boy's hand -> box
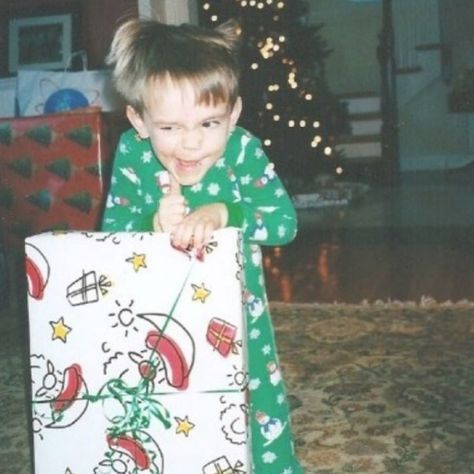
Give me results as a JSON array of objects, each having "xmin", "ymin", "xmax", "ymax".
[
  {"xmin": 172, "ymin": 203, "xmax": 228, "ymax": 250},
  {"xmin": 153, "ymin": 174, "xmax": 187, "ymax": 232}
]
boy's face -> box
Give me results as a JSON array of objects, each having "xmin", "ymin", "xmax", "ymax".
[{"xmin": 127, "ymin": 79, "xmax": 242, "ymax": 186}]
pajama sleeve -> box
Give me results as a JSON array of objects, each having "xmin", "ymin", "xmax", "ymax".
[
  {"xmin": 230, "ymin": 133, "xmax": 298, "ymax": 246},
  {"xmin": 101, "ymin": 131, "xmax": 157, "ymax": 232}
]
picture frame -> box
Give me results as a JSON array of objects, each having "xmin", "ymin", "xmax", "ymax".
[{"xmin": 8, "ymin": 14, "xmax": 73, "ymax": 73}]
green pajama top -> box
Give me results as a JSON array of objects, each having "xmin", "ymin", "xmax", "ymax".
[{"xmin": 102, "ymin": 126, "xmax": 303, "ymax": 473}]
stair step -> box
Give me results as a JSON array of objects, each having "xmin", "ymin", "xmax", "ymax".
[
  {"xmin": 415, "ymin": 42, "xmax": 443, "ymax": 51},
  {"xmin": 350, "ymin": 118, "xmax": 382, "ymax": 136},
  {"xmin": 341, "ymin": 96, "xmax": 381, "ymax": 115},
  {"xmin": 336, "ymin": 141, "xmax": 382, "ymax": 159},
  {"xmin": 349, "ymin": 112, "xmax": 382, "ymax": 121},
  {"xmin": 341, "ymin": 156, "xmax": 383, "ymax": 165},
  {"xmin": 338, "ymin": 91, "xmax": 379, "ymax": 99},
  {"xmin": 336, "ymin": 133, "xmax": 381, "ymax": 144},
  {"xmin": 396, "ymin": 65, "xmax": 423, "ymax": 75}
]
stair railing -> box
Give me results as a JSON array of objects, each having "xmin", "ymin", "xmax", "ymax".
[{"xmin": 378, "ymin": 0, "xmax": 400, "ymax": 183}]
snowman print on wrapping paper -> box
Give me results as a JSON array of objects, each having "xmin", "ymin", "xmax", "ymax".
[
  {"xmin": 30, "ymin": 354, "xmax": 89, "ymax": 438},
  {"xmin": 219, "ymin": 397, "xmax": 248, "ymax": 446}
]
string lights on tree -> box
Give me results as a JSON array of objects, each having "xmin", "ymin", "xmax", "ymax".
[{"xmin": 199, "ymin": 0, "xmax": 348, "ymax": 189}]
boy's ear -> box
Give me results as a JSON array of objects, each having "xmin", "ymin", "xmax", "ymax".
[
  {"xmin": 126, "ymin": 105, "xmax": 150, "ymax": 139},
  {"xmin": 230, "ymin": 97, "xmax": 242, "ymax": 127}
]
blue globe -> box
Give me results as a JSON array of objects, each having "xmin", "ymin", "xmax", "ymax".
[{"xmin": 44, "ymin": 88, "xmax": 90, "ymax": 114}]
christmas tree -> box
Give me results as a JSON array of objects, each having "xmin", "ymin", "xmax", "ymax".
[{"xmin": 199, "ymin": 0, "xmax": 348, "ymax": 190}]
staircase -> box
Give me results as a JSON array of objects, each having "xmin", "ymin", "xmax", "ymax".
[
  {"xmin": 390, "ymin": 0, "xmax": 471, "ymax": 171},
  {"xmin": 335, "ymin": 93, "xmax": 384, "ymax": 180},
  {"xmin": 336, "ymin": 0, "xmax": 449, "ymax": 177}
]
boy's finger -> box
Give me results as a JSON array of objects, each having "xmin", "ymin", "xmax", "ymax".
[
  {"xmin": 156, "ymin": 170, "xmax": 171, "ymax": 194},
  {"xmin": 172, "ymin": 222, "xmax": 193, "ymax": 250},
  {"xmin": 168, "ymin": 173, "xmax": 182, "ymax": 196}
]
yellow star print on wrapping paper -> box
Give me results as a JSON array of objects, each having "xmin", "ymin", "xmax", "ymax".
[
  {"xmin": 126, "ymin": 252, "xmax": 147, "ymax": 272},
  {"xmin": 191, "ymin": 283, "xmax": 211, "ymax": 303},
  {"xmin": 175, "ymin": 415, "xmax": 195, "ymax": 437},
  {"xmin": 50, "ymin": 317, "xmax": 72, "ymax": 343}
]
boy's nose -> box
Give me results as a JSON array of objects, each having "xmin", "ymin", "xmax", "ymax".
[{"xmin": 182, "ymin": 128, "xmax": 203, "ymax": 150}]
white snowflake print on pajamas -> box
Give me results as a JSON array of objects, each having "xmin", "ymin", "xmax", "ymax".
[
  {"xmin": 278, "ymin": 225, "xmax": 287, "ymax": 238},
  {"xmin": 207, "ymin": 183, "xmax": 220, "ymax": 195},
  {"xmin": 248, "ymin": 378, "xmax": 262, "ymax": 391},
  {"xmin": 215, "ymin": 157, "xmax": 226, "ymax": 168},
  {"xmin": 249, "ymin": 328, "xmax": 261, "ymax": 340},
  {"xmin": 190, "ymin": 183, "xmax": 203, "ymax": 193},
  {"xmin": 262, "ymin": 451, "xmax": 278, "ymax": 464},
  {"xmin": 241, "ymin": 174, "xmax": 252, "ymax": 185},
  {"xmin": 141, "ymin": 150, "xmax": 153, "ymax": 163},
  {"xmin": 144, "ymin": 194, "xmax": 153, "ymax": 204},
  {"xmin": 119, "ymin": 142, "xmax": 130, "ymax": 154}
]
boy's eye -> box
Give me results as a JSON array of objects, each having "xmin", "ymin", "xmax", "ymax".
[{"xmin": 202, "ymin": 120, "xmax": 220, "ymax": 128}]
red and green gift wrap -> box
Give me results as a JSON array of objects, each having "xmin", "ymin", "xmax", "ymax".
[{"xmin": 0, "ymin": 110, "xmax": 113, "ymax": 247}]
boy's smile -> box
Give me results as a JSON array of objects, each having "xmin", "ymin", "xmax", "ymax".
[{"xmin": 127, "ymin": 78, "xmax": 242, "ymax": 186}]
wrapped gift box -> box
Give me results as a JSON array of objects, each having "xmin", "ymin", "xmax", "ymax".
[
  {"xmin": 0, "ymin": 109, "xmax": 112, "ymax": 248},
  {"xmin": 25, "ymin": 228, "xmax": 249, "ymax": 473}
]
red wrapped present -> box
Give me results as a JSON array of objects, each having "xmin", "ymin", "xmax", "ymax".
[
  {"xmin": 0, "ymin": 109, "xmax": 114, "ymax": 248},
  {"xmin": 206, "ymin": 317, "xmax": 237, "ymax": 357}
]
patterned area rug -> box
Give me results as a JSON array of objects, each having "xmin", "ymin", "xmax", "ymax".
[
  {"xmin": 272, "ymin": 301, "xmax": 474, "ymax": 474},
  {"xmin": 1, "ymin": 301, "xmax": 474, "ymax": 473}
]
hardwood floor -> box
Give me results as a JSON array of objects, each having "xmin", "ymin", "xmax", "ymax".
[
  {"xmin": 263, "ymin": 178, "xmax": 474, "ymax": 303},
  {"xmin": 2, "ymin": 174, "xmax": 474, "ymax": 307},
  {"xmin": 263, "ymin": 227, "xmax": 474, "ymax": 303}
]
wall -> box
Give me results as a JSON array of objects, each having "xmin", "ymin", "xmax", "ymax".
[
  {"xmin": 0, "ymin": 0, "xmax": 138, "ymax": 76},
  {"xmin": 395, "ymin": 0, "xmax": 474, "ymax": 170},
  {"xmin": 307, "ymin": 0, "xmax": 382, "ymax": 95},
  {"xmin": 439, "ymin": 0, "xmax": 474, "ymax": 74}
]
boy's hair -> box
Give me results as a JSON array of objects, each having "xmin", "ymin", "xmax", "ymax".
[{"xmin": 106, "ymin": 19, "xmax": 241, "ymax": 115}]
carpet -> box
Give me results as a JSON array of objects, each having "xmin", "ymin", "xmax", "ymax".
[
  {"xmin": 1, "ymin": 300, "xmax": 474, "ymax": 473},
  {"xmin": 272, "ymin": 300, "xmax": 474, "ymax": 474}
]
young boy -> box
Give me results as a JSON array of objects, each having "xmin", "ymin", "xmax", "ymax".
[{"xmin": 103, "ymin": 18, "xmax": 303, "ymax": 472}]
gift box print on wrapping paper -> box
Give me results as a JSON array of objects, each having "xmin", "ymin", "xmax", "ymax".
[
  {"xmin": 25, "ymin": 228, "xmax": 249, "ymax": 473},
  {"xmin": 0, "ymin": 110, "xmax": 110, "ymax": 247}
]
